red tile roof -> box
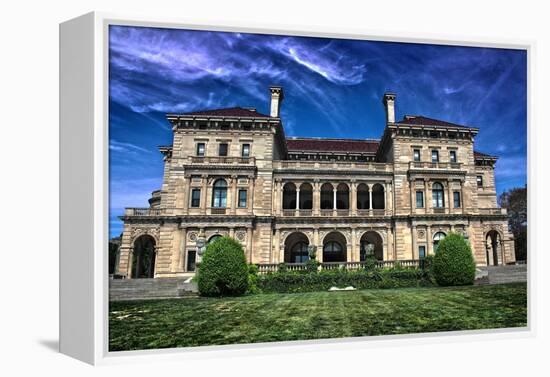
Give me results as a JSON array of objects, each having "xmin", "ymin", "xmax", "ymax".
[
  {"xmin": 398, "ymin": 115, "xmax": 470, "ymax": 129},
  {"xmin": 182, "ymin": 107, "xmax": 271, "ymax": 118},
  {"xmin": 474, "ymin": 151, "xmax": 497, "ymax": 159},
  {"xmin": 286, "ymin": 138, "xmax": 380, "ymax": 154}
]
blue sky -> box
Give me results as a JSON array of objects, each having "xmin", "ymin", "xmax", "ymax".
[{"xmin": 109, "ymin": 25, "xmax": 527, "ymax": 238}]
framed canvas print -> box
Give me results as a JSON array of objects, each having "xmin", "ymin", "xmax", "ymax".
[{"xmin": 60, "ymin": 12, "xmax": 531, "ymax": 365}]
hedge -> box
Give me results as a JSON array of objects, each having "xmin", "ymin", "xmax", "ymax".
[{"xmin": 255, "ymin": 268, "xmax": 432, "ymax": 294}]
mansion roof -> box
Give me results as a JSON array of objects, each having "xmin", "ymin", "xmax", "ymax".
[
  {"xmin": 396, "ymin": 115, "xmax": 471, "ymax": 129},
  {"xmin": 180, "ymin": 106, "xmax": 272, "ymax": 118},
  {"xmin": 286, "ymin": 138, "xmax": 379, "ymax": 154}
]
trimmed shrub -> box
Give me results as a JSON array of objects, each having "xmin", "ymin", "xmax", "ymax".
[
  {"xmin": 247, "ymin": 264, "xmax": 260, "ymax": 294},
  {"xmin": 432, "ymin": 233, "xmax": 476, "ymax": 286},
  {"xmin": 363, "ymin": 256, "xmax": 377, "ymax": 271},
  {"xmin": 196, "ymin": 236, "xmax": 248, "ymax": 296},
  {"xmin": 305, "ymin": 259, "xmax": 320, "ymax": 273},
  {"xmin": 256, "ymin": 268, "xmax": 432, "ymax": 293}
]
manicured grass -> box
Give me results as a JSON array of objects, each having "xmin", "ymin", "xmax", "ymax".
[{"xmin": 109, "ymin": 283, "xmax": 527, "ymax": 351}]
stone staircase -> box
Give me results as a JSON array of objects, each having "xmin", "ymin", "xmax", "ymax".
[
  {"xmin": 109, "ymin": 277, "xmax": 198, "ymax": 301},
  {"xmin": 475, "ymin": 265, "xmax": 527, "ymax": 285}
]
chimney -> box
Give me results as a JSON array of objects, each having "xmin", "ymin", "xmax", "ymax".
[
  {"xmin": 269, "ymin": 86, "xmax": 284, "ymax": 117},
  {"xmin": 382, "ymin": 92, "xmax": 396, "ymax": 124}
]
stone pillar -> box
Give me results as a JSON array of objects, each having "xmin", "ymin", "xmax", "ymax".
[
  {"xmin": 368, "ymin": 186, "xmax": 373, "ymax": 215},
  {"xmin": 178, "ymin": 228, "xmax": 187, "ymax": 272},
  {"xmin": 230, "ymin": 175, "xmax": 238, "ymax": 214},
  {"xmin": 411, "ymin": 225, "xmax": 417, "ymax": 260},
  {"xmin": 248, "ymin": 175, "xmax": 255, "ymax": 215},
  {"xmin": 333, "ymin": 187, "xmax": 337, "ymax": 210},
  {"xmin": 246, "ymin": 227, "xmax": 253, "ymax": 263},
  {"xmin": 201, "ymin": 174, "xmax": 208, "ymax": 215},
  {"xmin": 314, "ymin": 228, "xmax": 322, "ymax": 262},
  {"xmin": 460, "ymin": 179, "xmax": 465, "ymax": 215},
  {"xmin": 426, "ymin": 225, "xmax": 432, "ymax": 255},
  {"xmin": 351, "ymin": 181, "xmax": 357, "ymax": 216},
  {"xmin": 424, "ymin": 179, "xmax": 430, "ymax": 214},
  {"xmin": 313, "ymin": 180, "xmax": 320, "ymax": 216},
  {"xmin": 275, "ymin": 179, "xmax": 282, "ymax": 215},
  {"xmin": 409, "ymin": 179, "xmax": 414, "ymax": 214},
  {"xmin": 351, "ymin": 228, "xmax": 357, "ymax": 262},
  {"xmin": 447, "ymin": 180, "xmax": 453, "ymax": 214},
  {"xmin": 273, "ymin": 229, "xmax": 280, "ymax": 263},
  {"xmin": 296, "ymin": 187, "xmax": 300, "ymax": 210},
  {"xmin": 183, "ymin": 174, "xmax": 191, "ymax": 215}
]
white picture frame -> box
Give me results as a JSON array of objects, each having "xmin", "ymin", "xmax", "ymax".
[{"xmin": 59, "ymin": 11, "xmax": 534, "ymax": 365}]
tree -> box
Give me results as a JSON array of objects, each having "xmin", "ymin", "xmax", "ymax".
[
  {"xmin": 499, "ymin": 186, "xmax": 527, "ymax": 261},
  {"xmin": 432, "ymin": 233, "xmax": 476, "ymax": 286}
]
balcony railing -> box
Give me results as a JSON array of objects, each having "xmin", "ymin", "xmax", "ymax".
[
  {"xmin": 478, "ymin": 208, "xmax": 507, "ymax": 215},
  {"xmin": 188, "ymin": 156, "xmax": 256, "ymax": 165},
  {"xmin": 409, "ymin": 161, "xmax": 462, "ymax": 170},
  {"xmin": 274, "ymin": 160, "xmax": 392, "ymax": 172},
  {"xmin": 256, "ymin": 260, "xmax": 423, "ymax": 274},
  {"xmin": 124, "ymin": 208, "xmax": 165, "ymax": 216},
  {"xmin": 281, "ymin": 208, "xmax": 391, "ymax": 217}
]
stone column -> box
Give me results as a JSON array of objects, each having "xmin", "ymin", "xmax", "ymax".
[
  {"xmin": 409, "ymin": 178, "xmax": 415, "ymax": 214},
  {"xmin": 426, "ymin": 225, "xmax": 432, "ymax": 255},
  {"xmin": 411, "ymin": 225, "xmax": 417, "ymax": 260},
  {"xmin": 333, "ymin": 187, "xmax": 337, "ymax": 210},
  {"xmin": 230, "ymin": 175, "xmax": 238, "ymax": 214},
  {"xmin": 313, "ymin": 180, "xmax": 320, "ymax": 216},
  {"xmin": 368, "ymin": 186, "xmax": 373, "ymax": 215},
  {"xmin": 460, "ymin": 179, "xmax": 465, "ymax": 215},
  {"xmin": 447, "ymin": 180, "xmax": 453, "ymax": 214},
  {"xmin": 273, "ymin": 229, "xmax": 280, "ymax": 263},
  {"xmin": 351, "ymin": 181, "xmax": 357, "ymax": 216},
  {"xmin": 351, "ymin": 228, "xmax": 357, "ymax": 261},
  {"xmin": 247, "ymin": 227, "xmax": 253, "ymax": 263},
  {"xmin": 248, "ymin": 175, "xmax": 255, "ymax": 215},
  {"xmin": 201, "ymin": 174, "xmax": 208, "ymax": 215},
  {"xmin": 314, "ymin": 228, "xmax": 322, "ymax": 262},
  {"xmin": 296, "ymin": 187, "xmax": 300, "ymax": 210},
  {"xmin": 275, "ymin": 179, "xmax": 282, "ymax": 216},
  {"xmin": 178, "ymin": 228, "xmax": 187, "ymax": 272},
  {"xmin": 183, "ymin": 174, "xmax": 191, "ymax": 215},
  {"xmin": 424, "ymin": 179, "xmax": 430, "ymax": 214}
]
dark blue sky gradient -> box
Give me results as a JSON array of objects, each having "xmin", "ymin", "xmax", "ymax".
[{"xmin": 109, "ymin": 25, "xmax": 527, "ymax": 238}]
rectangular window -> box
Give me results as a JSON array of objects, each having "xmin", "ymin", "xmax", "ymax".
[
  {"xmin": 450, "ymin": 150, "xmax": 457, "ymax": 163},
  {"xmin": 241, "ymin": 144, "xmax": 250, "ymax": 158},
  {"xmin": 418, "ymin": 245, "xmax": 426, "ymax": 259},
  {"xmin": 453, "ymin": 191, "xmax": 461, "ymax": 208},
  {"xmin": 477, "ymin": 175, "xmax": 483, "ymax": 187},
  {"xmin": 186, "ymin": 250, "xmax": 196, "ymax": 272},
  {"xmin": 238, "ymin": 189, "xmax": 247, "ymax": 208},
  {"xmin": 413, "ymin": 149, "xmax": 421, "ymax": 162},
  {"xmin": 190, "ymin": 189, "xmax": 201, "ymax": 207},
  {"xmin": 416, "ymin": 191, "xmax": 424, "ymax": 208},
  {"xmin": 196, "ymin": 143, "xmax": 205, "ymax": 157},
  {"xmin": 431, "ymin": 150, "xmax": 439, "ymax": 163},
  {"xmin": 218, "ymin": 143, "xmax": 228, "ymax": 156}
]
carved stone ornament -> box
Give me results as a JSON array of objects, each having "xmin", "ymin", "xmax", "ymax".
[
  {"xmin": 188, "ymin": 231, "xmax": 198, "ymax": 242},
  {"xmin": 235, "ymin": 230, "xmax": 246, "ymax": 242}
]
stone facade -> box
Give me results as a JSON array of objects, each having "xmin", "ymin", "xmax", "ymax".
[{"xmin": 117, "ymin": 86, "xmax": 514, "ymax": 278}]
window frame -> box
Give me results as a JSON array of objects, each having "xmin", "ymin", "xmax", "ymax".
[
  {"xmin": 218, "ymin": 143, "xmax": 228, "ymax": 157},
  {"xmin": 418, "ymin": 245, "xmax": 426, "ymax": 259},
  {"xmin": 186, "ymin": 250, "xmax": 197, "ymax": 272},
  {"xmin": 453, "ymin": 191, "xmax": 461, "ymax": 208},
  {"xmin": 416, "ymin": 190, "xmax": 424, "ymax": 208},
  {"xmin": 241, "ymin": 143, "xmax": 250, "ymax": 158},
  {"xmin": 432, "ymin": 182, "xmax": 445, "ymax": 208},
  {"xmin": 413, "ymin": 149, "xmax": 421, "ymax": 162},
  {"xmin": 449, "ymin": 150, "xmax": 457, "ymax": 163},
  {"xmin": 477, "ymin": 175, "xmax": 483, "ymax": 187},
  {"xmin": 238, "ymin": 189, "xmax": 247, "ymax": 208},
  {"xmin": 211, "ymin": 179, "xmax": 228, "ymax": 208},
  {"xmin": 431, "ymin": 149, "xmax": 439, "ymax": 163},
  {"xmin": 196, "ymin": 142, "xmax": 205, "ymax": 157},
  {"xmin": 190, "ymin": 188, "xmax": 201, "ymax": 208}
]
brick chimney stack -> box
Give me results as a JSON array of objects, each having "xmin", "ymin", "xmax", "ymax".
[
  {"xmin": 269, "ymin": 86, "xmax": 284, "ymax": 118},
  {"xmin": 383, "ymin": 92, "xmax": 396, "ymax": 124}
]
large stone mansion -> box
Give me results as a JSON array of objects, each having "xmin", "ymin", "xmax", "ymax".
[{"xmin": 116, "ymin": 86, "xmax": 514, "ymax": 278}]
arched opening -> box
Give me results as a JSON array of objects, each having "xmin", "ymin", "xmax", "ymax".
[
  {"xmin": 432, "ymin": 182, "xmax": 445, "ymax": 208},
  {"xmin": 372, "ymin": 183, "xmax": 385, "ymax": 209},
  {"xmin": 433, "ymin": 231, "xmax": 446, "ymax": 253},
  {"xmin": 212, "ymin": 179, "xmax": 228, "ymax": 208},
  {"xmin": 299, "ymin": 183, "xmax": 313, "ymax": 209},
  {"xmin": 486, "ymin": 230, "xmax": 501, "ymax": 266},
  {"xmin": 282, "ymin": 183, "xmax": 296, "ymax": 210},
  {"xmin": 131, "ymin": 234, "xmax": 156, "ymax": 279},
  {"xmin": 357, "ymin": 183, "xmax": 369, "ymax": 210},
  {"xmin": 336, "ymin": 183, "xmax": 350, "ymax": 209},
  {"xmin": 208, "ymin": 234, "xmax": 222, "ymax": 244},
  {"xmin": 323, "ymin": 232, "xmax": 347, "ymax": 262},
  {"xmin": 320, "ymin": 183, "xmax": 334, "ymax": 209},
  {"xmin": 360, "ymin": 231, "xmax": 384, "ymax": 261},
  {"xmin": 284, "ymin": 232, "xmax": 310, "ymax": 263}
]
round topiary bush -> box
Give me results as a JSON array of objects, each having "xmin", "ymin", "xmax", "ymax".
[
  {"xmin": 196, "ymin": 236, "xmax": 249, "ymax": 296},
  {"xmin": 432, "ymin": 233, "xmax": 476, "ymax": 286}
]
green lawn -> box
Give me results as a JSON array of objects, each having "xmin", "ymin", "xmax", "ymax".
[{"xmin": 109, "ymin": 282, "xmax": 527, "ymax": 351}]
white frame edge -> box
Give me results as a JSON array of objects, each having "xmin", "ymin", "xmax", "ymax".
[{"xmin": 59, "ymin": 11, "xmax": 535, "ymax": 365}]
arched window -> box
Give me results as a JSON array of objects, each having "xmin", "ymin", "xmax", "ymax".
[
  {"xmin": 432, "ymin": 182, "xmax": 444, "ymax": 208},
  {"xmin": 336, "ymin": 183, "xmax": 349, "ymax": 209},
  {"xmin": 433, "ymin": 232, "xmax": 446, "ymax": 252},
  {"xmin": 320, "ymin": 183, "xmax": 334, "ymax": 209},
  {"xmin": 208, "ymin": 234, "xmax": 222, "ymax": 244},
  {"xmin": 323, "ymin": 241, "xmax": 344, "ymax": 262},
  {"xmin": 357, "ymin": 183, "xmax": 369, "ymax": 209},
  {"xmin": 212, "ymin": 179, "xmax": 228, "ymax": 208},
  {"xmin": 372, "ymin": 183, "xmax": 385, "ymax": 209},
  {"xmin": 299, "ymin": 183, "xmax": 313, "ymax": 209},
  {"xmin": 290, "ymin": 241, "xmax": 309, "ymax": 263},
  {"xmin": 282, "ymin": 183, "xmax": 296, "ymax": 209}
]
